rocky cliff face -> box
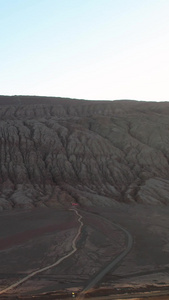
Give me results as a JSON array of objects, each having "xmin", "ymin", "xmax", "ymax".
[{"xmin": 0, "ymin": 95, "xmax": 169, "ymax": 210}]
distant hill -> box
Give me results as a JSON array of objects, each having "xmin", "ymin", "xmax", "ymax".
[{"xmin": 0, "ymin": 95, "xmax": 169, "ymax": 210}]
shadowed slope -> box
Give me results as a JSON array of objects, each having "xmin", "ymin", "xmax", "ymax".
[{"xmin": 0, "ymin": 96, "xmax": 169, "ymax": 209}]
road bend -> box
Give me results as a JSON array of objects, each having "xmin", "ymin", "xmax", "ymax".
[
  {"xmin": 0, "ymin": 208, "xmax": 83, "ymax": 295},
  {"xmin": 77, "ymin": 211, "xmax": 133, "ymax": 299}
]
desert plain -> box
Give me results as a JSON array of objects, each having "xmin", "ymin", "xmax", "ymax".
[{"xmin": 0, "ymin": 203, "xmax": 169, "ymax": 299}]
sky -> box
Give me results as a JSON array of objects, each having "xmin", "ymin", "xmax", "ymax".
[{"xmin": 0, "ymin": 0, "xmax": 169, "ymax": 101}]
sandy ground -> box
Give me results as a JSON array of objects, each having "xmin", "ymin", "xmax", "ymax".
[{"xmin": 0, "ymin": 204, "xmax": 169, "ymax": 298}]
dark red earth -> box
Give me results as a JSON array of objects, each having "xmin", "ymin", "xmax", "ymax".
[{"xmin": 0, "ymin": 220, "xmax": 77, "ymax": 251}]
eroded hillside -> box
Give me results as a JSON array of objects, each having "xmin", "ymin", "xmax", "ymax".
[{"xmin": 0, "ymin": 96, "xmax": 169, "ymax": 210}]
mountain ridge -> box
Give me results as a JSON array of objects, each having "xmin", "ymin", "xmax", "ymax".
[{"xmin": 0, "ymin": 95, "xmax": 169, "ymax": 210}]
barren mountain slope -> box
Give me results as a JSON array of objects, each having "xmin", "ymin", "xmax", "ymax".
[{"xmin": 0, "ymin": 96, "xmax": 169, "ymax": 210}]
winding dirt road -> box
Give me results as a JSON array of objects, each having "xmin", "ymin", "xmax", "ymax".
[
  {"xmin": 0, "ymin": 208, "xmax": 83, "ymax": 295},
  {"xmin": 77, "ymin": 210, "xmax": 133, "ymax": 299}
]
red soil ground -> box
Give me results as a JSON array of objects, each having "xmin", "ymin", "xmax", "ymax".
[
  {"xmin": 81, "ymin": 210, "xmax": 125, "ymax": 242},
  {"xmin": 0, "ymin": 220, "xmax": 77, "ymax": 251}
]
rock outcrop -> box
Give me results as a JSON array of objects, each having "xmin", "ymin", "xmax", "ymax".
[{"xmin": 0, "ymin": 95, "xmax": 169, "ymax": 209}]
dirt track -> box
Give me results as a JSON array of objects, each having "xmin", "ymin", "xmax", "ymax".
[
  {"xmin": 0, "ymin": 209, "xmax": 83, "ymax": 295},
  {"xmin": 0, "ymin": 205, "xmax": 169, "ymax": 298}
]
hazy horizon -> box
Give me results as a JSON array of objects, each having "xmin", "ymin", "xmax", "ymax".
[{"xmin": 1, "ymin": 0, "xmax": 169, "ymax": 102}]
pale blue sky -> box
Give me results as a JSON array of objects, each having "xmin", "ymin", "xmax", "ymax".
[{"xmin": 0, "ymin": 0, "xmax": 169, "ymax": 101}]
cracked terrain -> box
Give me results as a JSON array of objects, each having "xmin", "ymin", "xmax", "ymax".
[
  {"xmin": 1, "ymin": 96, "xmax": 169, "ymax": 209},
  {"xmin": 1, "ymin": 96, "xmax": 169, "ymax": 298}
]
